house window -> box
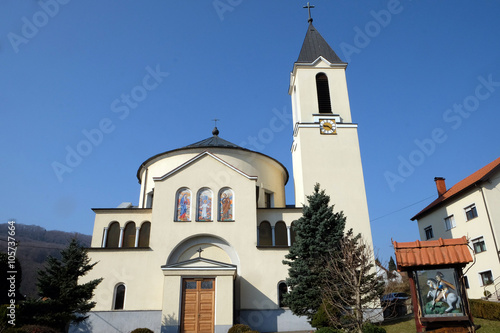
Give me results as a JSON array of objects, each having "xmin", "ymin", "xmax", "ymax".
[
  {"xmin": 197, "ymin": 188, "xmax": 213, "ymax": 221},
  {"xmin": 122, "ymin": 221, "xmax": 136, "ymax": 248},
  {"xmin": 480, "ymin": 270, "xmax": 493, "ymax": 286},
  {"xmin": 113, "ymin": 284, "xmax": 126, "ymax": 310},
  {"xmin": 106, "ymin": 222, "xmax": 120, "ymax": 248},
  {"xmin": 138, "ymin": 222, "xmax": 151, "ymax": 247},
  {"xmin": 444, "ymin": 215, "xmax": 456, "ymax": 231},
  {"xmin": 176, "ymin": 188, "xmax": 191, "ymax": 221},
  {"xmin": 219, "ymin": 188, "xmax": 234, "ymax": 221},
  {"xmin": 316, "ymin": 73, "xmax": 332, "ymax": 113},
  {"xmin": 465, "ymin": 204, "xmax": 478, "ymax": 221},
  {"xmin": 278, "ymin": 281, "xmax": 288, "ymax": 307},
  {"xmin": 258, "ymin": 221, "xmax": 272, "ymax": 246},
  {"xmin": 424, "ymin": 226, "xmax": 433, "ymax": 240},
  {"xmin": 472, "ymin": 237, "xmax": 486, "ymax": 254},
  {"xmin": 275, "ymin": 221, "xmax": 288, "ymax": 246}
]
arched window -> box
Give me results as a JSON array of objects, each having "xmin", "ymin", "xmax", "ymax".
[
  {"xmin": 138, "ymin": 221, "xmax": 151, "ymax": 247},
  {"xmin": 219, "ymin": 188, "xmax": 234, "ymax": 221},
  {"xmin": 106, "ymin": 222, "xmax": 120, "ymax": 248},
  {"xmin": 113, "ymin": 284, "xmax": 126, "ymax": 310},
  {"xmin": 197, "ymin": 188, "xmax": 213, "ymax": 221},
  {"xmin": 259, "ymin": 221, "xmax": 272, "ymax": 246},
  {"xmin": 176, "ymin": 188, "xmax": 191, "ymax": 221},
  {"xmin": 316, "ymin": 73, "xmax": 332, "ymax": 113},
  {"xmin": 275, "ymin": 221, "xmax": 288, "ymax": 246},
  {"xmin": 122, "ymin": 222, "xmax": 136, "ymax": 248},
  {"xmin": 290, "ymin": 221, "xmax": 297, "ymax": 246},
  {"xmin": 278, "ymin": 281, "xmax": 288, "ymax": 307}
]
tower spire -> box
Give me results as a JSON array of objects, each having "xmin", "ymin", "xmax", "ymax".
[{"xmin": 303, "ymin": 2, "xmax": 315, "ymax": 23}]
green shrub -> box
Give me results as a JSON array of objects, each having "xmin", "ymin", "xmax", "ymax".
[
  {"xmin": 315, "ymin": 327, "xmax": 343, "ymax": 333},
  {"xmin": 4, "ymin": 326, "xmax": 59, "ymax": 333},
  {"xmin": 470, "ymin": 299, "xmax": 500, "ymax": 320},
  {"xmin": 130, "ymin": 329, "xmax": 154, "ymax": 333},
  {"xmin": 362, "ymin": 322, "xmax": 386, "ymax": 333},
  {"xmin": 311, "ymin": 303, "xmax": 331, "ymax": 328},
  {"xmin": 228, "ymin": 324, "xmax": 252, "ymax": 333}
]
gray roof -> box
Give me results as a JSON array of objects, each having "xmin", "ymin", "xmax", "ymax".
[
  {"xmin": 183, "ymin": 128, "xmax": 244, "ymax": 149},
  {"xmin": 297, "ymin": 22, "xmax": 343, "ymax": 64},
  {"xmin": 136, "ymin": 127, "xmax": 290, "ymax": 184}
]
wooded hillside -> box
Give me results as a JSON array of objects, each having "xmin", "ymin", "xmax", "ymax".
[{"xmin": 0, "ymin": 223, "xmax": 91, "ymax": 298}]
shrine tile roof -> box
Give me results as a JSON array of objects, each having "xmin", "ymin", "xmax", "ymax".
[
  {"xmin": 393, "ymin": 236, "xmax": 473, "ymax": 271},
  {"xmin": 411, "ymin": 156, "xmax": 500, "ymax": 221}
]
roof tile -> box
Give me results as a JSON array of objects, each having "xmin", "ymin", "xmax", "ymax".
[
  {"xmin": 412, "ymin": 156, "xmax": 500, "ymax": 220},
  {"xmin": 393, "ymin": 236, "xmax": 473, "ymax": 271}
]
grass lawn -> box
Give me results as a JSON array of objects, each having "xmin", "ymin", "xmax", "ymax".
[{"xmin": 380, "ymin": 316, "xmax": 500, "ymax": 333}]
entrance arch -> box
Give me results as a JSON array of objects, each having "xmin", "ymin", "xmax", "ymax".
[
  {"xmin": 161, "ymin": 234, "xmax": 238, "ymax": 333},
  {"xmin": 166, "ymin": 234, "xmax": 240, "ymax": 268}
]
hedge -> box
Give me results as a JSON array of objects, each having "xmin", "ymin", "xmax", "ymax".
[{"xmin": 470, "ymin": 299, "xmax": 500, "ymax": 320}]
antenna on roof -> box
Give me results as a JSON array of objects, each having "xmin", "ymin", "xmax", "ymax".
[{"xmin": 303, "ymin": 2, "xmax": 315, "ymax": 23}]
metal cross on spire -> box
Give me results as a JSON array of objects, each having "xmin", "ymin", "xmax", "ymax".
[
  {"xmin": 212, "ymin": 118, "xmax": 219, "ymax": 127},
  {"xmin": 303, "ymin": 2, "xmax": 315, "ymax": 23}
]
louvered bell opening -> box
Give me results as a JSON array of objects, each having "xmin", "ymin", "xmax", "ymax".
[{"xmin": 316, "ymin": 73, "xmax": 332, "ymax": 113}]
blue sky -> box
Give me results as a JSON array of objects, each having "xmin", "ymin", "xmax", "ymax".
[{"xmin": 1, "ymin": 0, "xmax": 499, "ymax": 264}]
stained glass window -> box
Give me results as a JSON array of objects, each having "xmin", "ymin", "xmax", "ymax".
[
  {"xmin": 176, "ymin": 188, "xmax": 191, "ymax": 221},
  {"xmin": 219, "ymin": 188, "xmax": 234, "ymax": 221},
  {"xmin": 197, "ymin": 189, "xmax": 212, "ymax": 221}
]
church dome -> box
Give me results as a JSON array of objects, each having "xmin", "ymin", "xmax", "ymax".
[{"xmin": 136, "ymin": 128, "xmax": 289, "ymax": 208}]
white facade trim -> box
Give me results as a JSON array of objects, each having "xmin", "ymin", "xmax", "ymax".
[{"xmin": 153, "ymin": 151, "xmax": 258, "ymax": 182}]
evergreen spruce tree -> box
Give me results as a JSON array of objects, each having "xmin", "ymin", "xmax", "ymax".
[
  {"xmin": 283, "ymin": 183, "xmax": 346, "ymax": 320},
  {"xmin": 388, "ymin": 256, "xmax": 397, "ymax": 272},
  {"xmin": 19, "ymin": 238, "xmax": 102, "ymax": 332}
]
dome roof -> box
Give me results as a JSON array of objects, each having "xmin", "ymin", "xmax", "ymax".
[{"xmin": 136, "ymin": 128, "xmax": 289, "ymax": 184}]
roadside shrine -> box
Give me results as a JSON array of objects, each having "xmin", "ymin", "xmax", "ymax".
[{"xmin": 393, "ymin": 236, "xmax": 475, "ymax": 332}]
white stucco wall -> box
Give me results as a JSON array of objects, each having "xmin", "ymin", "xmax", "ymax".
[{"xmin": 415, "ymin": 171, "xmax": 500, "ymax": 299}]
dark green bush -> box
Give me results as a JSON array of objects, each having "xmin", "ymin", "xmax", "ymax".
[
  {"xmin": 4, "ymin": 326, "xmax": 59, "ymax": 333},
  {"xmin": 228, "ymin": 324, "xmax": 252, "ymax": 333},
  {"xmin": 130, "ymin": 329, "xmax": 154, "ymax": 333},
  {"xmin": 311, "ymin": 303, "xmax": 331, "ymax": 328},
  {"xmin": 315, "ymin": 327, "xmax": 343, "ymax": 333},
  {"xmin": 362, "ymin": 322, "xmax": 386, "ymax": 333},
  {"xmin": 470, "ymin": 298, "xmax": 500, "ymax": 320}
]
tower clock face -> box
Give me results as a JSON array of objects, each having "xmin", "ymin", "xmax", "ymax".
[{"xmin": 319, "ymin": 119, "xmax": 336, "ymax": 134}]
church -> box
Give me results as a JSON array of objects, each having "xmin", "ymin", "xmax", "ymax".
[{"xmin": 73, "ymin": 14, "xmax": 376, "ymax": 333}]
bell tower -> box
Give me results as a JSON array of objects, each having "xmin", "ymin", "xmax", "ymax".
[{"xmin": 290, "ymin": 18, "xmax": 374, "ymax": 242}]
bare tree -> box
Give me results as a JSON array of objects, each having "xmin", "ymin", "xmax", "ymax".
[{"xmin": 321, "ymin": 230, "xmax": 384, "ymax": 333}]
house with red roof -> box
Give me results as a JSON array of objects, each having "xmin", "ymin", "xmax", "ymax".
[{"xmin": 411, "ymin": 156, "xmax": 500, "ymax": 299}]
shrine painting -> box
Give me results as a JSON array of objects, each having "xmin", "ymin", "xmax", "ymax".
[
  {"xmin": 176, "ymin": 188, "xmax": 191, "ymax": 221},
  {"xmin": 415, "ymin": 268, "xmax": 464, "ymax": 317},
  {"xmin": 219, "ymin": 188, "xmax": 234, "ymax": 221},
  {"xmin": 197, "ymin": 188, "xmax": 212, "ymax": 221}
]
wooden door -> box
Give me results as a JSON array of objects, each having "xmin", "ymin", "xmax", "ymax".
[{"xmin": 181, "ymin": 278, "xmax": 215, "ymax": 333}]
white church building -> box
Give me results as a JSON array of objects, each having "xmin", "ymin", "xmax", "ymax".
[{"xmin": 73, "ymin": 17, "xmax": 375, "ymax": 333}]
